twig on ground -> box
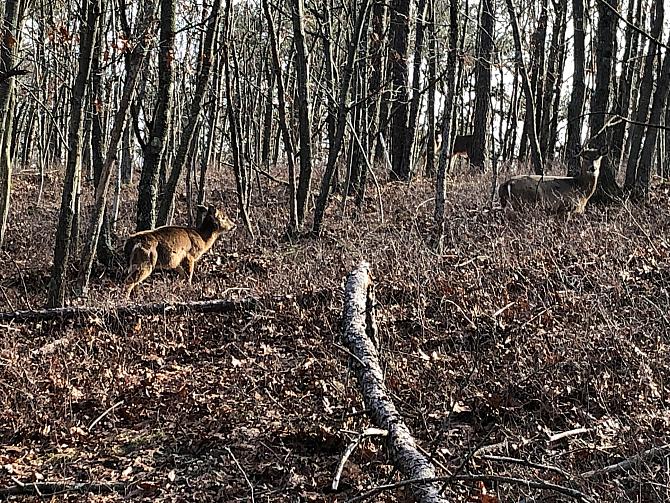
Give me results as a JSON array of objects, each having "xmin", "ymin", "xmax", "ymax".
[
  {"xmin": 347, "ymin": 473, "xmax": 594, "ymax": 503},
  {"xmin": 582, "ymin": 444, "xmax": 670, "ymax": 478},
  {"xmin": 88, "ymin": 400, "xmax": 124, "ymax": 432},
  {"xmin": 333, "ymin": 428, "xmax": 388, "ymax": 491},
  {"xmin": 225, "ymin": 446, "xmax": 255, "ymax": 503}
]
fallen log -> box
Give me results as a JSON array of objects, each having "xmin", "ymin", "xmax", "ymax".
[
  {"xmin": 0, "ymin": 297, "xmax": 257, "ymax": 323},
  {"xmin": 342, "ymin": 261, "xmax": 447, "ymax": 503}
]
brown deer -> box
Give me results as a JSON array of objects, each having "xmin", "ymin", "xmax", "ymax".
[
  {"xmin": 419, "ymin": 132, "xmax": 473, "ymax": 172},
  {"xmin": 451, "ymin": 134, "xmax": 474, "ymax": 158},
  {"xmin": 498, "ymin": 153, "xmax": 602, "ymax": 215},
  {"xmin": 124, "ymin": 205, "xmax": 235, "ymax": 298}
]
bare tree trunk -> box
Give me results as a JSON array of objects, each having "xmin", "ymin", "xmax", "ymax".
[
  {"xmin": 565, "ymin": 0, "xmax": 586, "ymax": 174},
  {"xmin": 540, "ymin": 0, "xmax": 566, "ymax": 161},
  {"xmin": 368, "ymin": 0, "xmax": 386, "ymax": 167},
  {"xmin": 389, "ymin": 0, "xmax": 410, "ymax": 181},
  {"xmin": 470, "ymin": 0, "xmax": 495, "ymax": 171},
  {"xmin": 425, "ymin": 0, "xmax": 436, "ymax": 177},
  {"xmin": 624, "ymin": 0, "xmax": 663, "ymax": 194},
  {"xmin": 312, "ymin": 0, "xmax": 370, "ymax": 235},
  {"xmin": 262, "ymin": 0, "xmax": 298, "ymax": 234},
  {"xmin": 222, "ymin": 0, "xmax": 254, "ymax": 239},
  {"xmin": 157, "ymin": 0, "xmax": 220, "ymax": 226},
  {"xmin": 46, "ymin": 0, "xmax": 100, "ymax": 307},
  {"xmin": 77, "ymin": 0, "xmax": 157, "ymax": 294},
  {"xmin": 633, "ymin": 30, "xmax": 670, "ymax": 200},
  {"xmin": 89, "ymin": 4, "xmax": 114, "ymax": 266},
  {"xmin": 589, "ymin": 0, "xmax": 621, "ymax": 203},
  {"xmin": 136, "ymin": 0, "xmax": 175, "ymax": 230},
  {"xmin": 434, "ymin": 0, "xmax": 458, "ymax": 248},
  {"xmin": 505, "ymin": 0, "xmax": 544, "ymax": 175},
  {"xmin": 291, "ymin": 0, "xmax": 313, "ymax": 227},
  {"xmin": 610, "ymin": 0, "xmax": 641, "ymax": 170},
  {"xmin": 402, "ymin": 0, "xmax": 428, "ymax": 179},
  {"xmin": 0, "ymin": 0, "xmax": 21, "ymax": 247}
]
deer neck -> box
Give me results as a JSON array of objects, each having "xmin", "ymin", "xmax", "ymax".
[{"xmin": 196, "ymin": 219, "xmax": 221, "ymax": 248}]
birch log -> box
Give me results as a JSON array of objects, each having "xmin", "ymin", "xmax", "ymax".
[{"xmin": 342, "ymin": 261, "xmax": 447, "ymax": 503}]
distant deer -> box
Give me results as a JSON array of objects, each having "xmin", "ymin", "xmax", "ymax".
[
  {"xmin": 451, "ymin": 134, "xmax": 474, "ymax": 159},
  {"xmin": 124, "ymin": 205, "xmax": 235, "ymax": 298},
  {"xmin": 419, "ymin": 132, "xmax": 474, "ymax": 171},
  {"xmin": 498, "ymin": 152, "xmax": 602, "ymax": 215}
]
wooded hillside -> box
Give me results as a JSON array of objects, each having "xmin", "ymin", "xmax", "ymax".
[{"xmin": 0, "ymin": 0, "xmax": 669, "ymax": 501}]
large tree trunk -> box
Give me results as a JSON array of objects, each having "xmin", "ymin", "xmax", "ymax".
[
  {"xmin": 136, "ymin": 0, "xmax": 176, "ymax": 231},
  {"xmin": 401, "ymin": 0, "xmax": 428, "ymax": 179},
  {"xmin": 589, "ymin": 0, "xmax": 621, "ymax": 203},
  {"xmin": 425, "ymin": 0, "xmax": 437, "ymax": 178},
  {"xmin": 157, "ymin": 0, "xmax": 221, "ymax": 226},
  {"xmin": 610, "ymin": 0, "xmax": 642, "ymax": 170},
  {"xmin": 470, "ymin": 0, "xmax": 495, "ymax": 171},
  {"xmin": 565, "ymin": 0, "xmax": 586, "ymax": 174},
  {"xmin": 46, "ymin": 0, "xmax": 100, "ymax": 307},
  {"xmin": 291, "ymin": 0, "xmax": 313, "ymax": 228},
  {"xmin": 0, "ymin": 0, "xmax": 21, "ymax": 247},
  {"xmin": 77, "ymin": 0, "xmax": 158, "ymax": 294},
  {"xmin": 312, "ymin": 1, "xmax": 370, "ymax": 235},
  {"xmin": 89, "ymin": 4, "xmax": 114, "ymax": 266},
  {"xmin": 389, "ymin": 0, "xmax": 410, "ymax": 181},
  {"xmin": 505, "ymin": 0, "xmax": 544, "ymax": 174},
  {"xmin": 434, "ymin": 0, "xmax": 458, "ymax": 248},
  {"xmin": 633, "ymin": 30, "xmax": 670, "ymax": 200},
  {"xmin": 623, "ymin": 0, "xmax": 663, "ymax": 194},
  {"xmin": 262, "ymin": 0, "xmax": 298, "ymax": 234},
  {"xmin": 342, "ymin": 262, "xmax": 446, "ymax": 503},
  {"xmin": 541, "ymin": 0, "xmax": 566, "ymax": 161}
]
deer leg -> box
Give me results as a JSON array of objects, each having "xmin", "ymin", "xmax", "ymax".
[
  {"xmin": 125, "ymin": 262, "xmax": 154, "ymax": 299},
  {"xmin": 124, "ymin": 244, "xmax": 157, "ymax": 299},
  {"xmin": 182, "ymin": 258, "xmax": 195, "ymax": 284}
]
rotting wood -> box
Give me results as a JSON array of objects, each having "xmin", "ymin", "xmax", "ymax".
[
  {"xmin": 342, "ymin": 261, "xmax": 447, "ymax": 503},
  {"xmin": 0, "ymin": 297, "xmax": 257, "ymax": 323}
]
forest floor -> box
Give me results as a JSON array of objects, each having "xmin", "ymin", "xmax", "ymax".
[{"xmin": 1, "ymin": 160, "xmax": 669, "ymax": 502}]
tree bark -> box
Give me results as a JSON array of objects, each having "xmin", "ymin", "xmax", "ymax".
[
  {"xmin": 136, "ymin": 0, "xmax": 176, "ymax": 231},
  {"xmin": 157, "ymin": 0, "xmax": 221, "ymax": 226},
  {"xmin": 0, "ymin": 0, "xmax": 21, "ymax": 247},
  {"xmin": 291, "ymin": 0, "xmax": 313, "ymax": 227},
  {"xmin": 312, "ymin": 1, "xmax": 370, "ymax": 236},
  {"xmin": 342, "ymin": 262, "xmax": 446, "ymax": 503},
  {"xmin": 425, "ymin": 0, "xmax": 436, "ymax": 177},
  {"xmin": 77, "ymin": 0, "xmax": 158, "ymax": 295},
  {"xmin": 504, "ymin": 0, "xmax": 544, "ymax": 174},
  {"xmin": 222, "ymin": 0, "xmax": 254, "ymax": 239},
  {"xmin": 565, "ymin": 0, "xmax": 586, "ymax": 174},
  {"xmin": 470, "ymin": 0, "xmax": 495, "ymax": 171},
  {"xmin": 89, "ymin": 4, "xmax": 114, "ymax": 266},
  {"xmin": 541, "ymin": 0, "xmax": 566, "ymax": 161},
  {"xmin": 389, "ymin": 0, "xmax": 410, "ymax": 181},
  {"xmin": 624, "ymin": 0, "xmax": 663, "ymax": 193},
  {"xmin": 402, "ymin": 0, "xmax": 428, "ymax": 179},
  {"xmin": 46, "ymin": 0, "xmax": 100, "ymax": 307},
  {"xmin": 262, "ymin": 0, "xmax": 298, "ymax": 234},
  {"xmin": 633, "ymin": 30, "xmax": 670, "ymax": 200},
  {"xmin": 610, "ymin": 0, "xmax": 641, "ymax": 170},
  {"xmin": 434, "ymin": 0, "xmax": 458, "ymax": 247}
]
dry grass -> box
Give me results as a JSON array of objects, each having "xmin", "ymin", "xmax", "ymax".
[{"xmin": 0, "ymin": 161, "xmax": 669, "ymax": 501}]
